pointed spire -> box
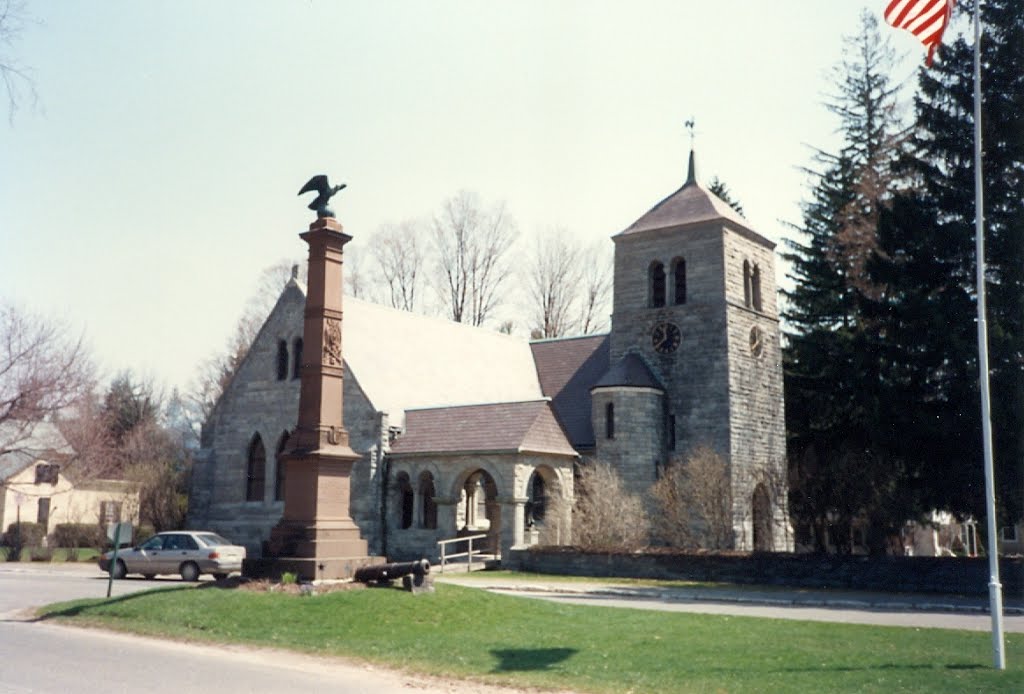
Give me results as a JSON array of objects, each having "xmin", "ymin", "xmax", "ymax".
[{"xmin": 685, "ymin": 148, "xmax": 697, "ymax": 187}]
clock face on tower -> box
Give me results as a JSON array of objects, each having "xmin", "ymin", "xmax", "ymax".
[{"xmin": 651, "ymin": 322, "xmax": 681, "ymax": 354}]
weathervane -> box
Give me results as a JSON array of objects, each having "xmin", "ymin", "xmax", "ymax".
[
  {"xmin": 684, "ymin": 117, "xmax": 696, "ymax": 147},
  {"xmin": 298, "ymin": 174, "xmax": 347, "ymax": 219}
]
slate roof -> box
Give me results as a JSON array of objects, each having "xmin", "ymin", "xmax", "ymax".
[
  {"xmin": 592, "ymin": 352, "xmax": 664, "ymax": 390},
  {"xmin": 0, "ymin": 421, "xmax": 72, "ymax": 481},
  {"xmin": 530, "ymin": 334, "xmax": 609, "ymax": 450},
  {"xmin": 277, "ymin": 286, "xmax": 546, "ymax": 428},
  {"xmin": 617, "ymin": 150, "xmax": 758, "ymax": 238},
  {"xmin": 390, "ymin": 400, "xmax": 577, "ymax": 457}
]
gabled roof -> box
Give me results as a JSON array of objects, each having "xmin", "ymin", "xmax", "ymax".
[
  {"xmin": 530, "ymin": 334, "xmax": 609, "ymax": 450},
  {"xmin": 592, "ymin": 352, "xmax": 664, "ymax": 390},
  {"xmin": 0, "ymin": 421, "xmax": 72, "ymax": 481},
  {"xmin": 617, "ymin": 150, "xmax": 757, "ymax": 238},
  {"xmin": 341, "ymin": 297, "xmax": 544, "ymax": 428},
  {"xmin": 390, "ymin": 400, "xmax": 577, "ymax": 457}
]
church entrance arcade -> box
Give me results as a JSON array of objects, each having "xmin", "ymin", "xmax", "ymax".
[{"xmin": 455, "ymin": 468, "xmax": 501, "ymax": 556}]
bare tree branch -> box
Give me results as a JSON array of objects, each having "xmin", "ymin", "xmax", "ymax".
[
  {"xmin": 524, "ymin": 232, "xmax": 581, "ymax": 339},
  {"xmin": 0, "ymin": 0, "xmax": 38, "ymax": 124},
  {"xmin": 371, "ymin": 220, "xmax": 425, "ymax": 311}
]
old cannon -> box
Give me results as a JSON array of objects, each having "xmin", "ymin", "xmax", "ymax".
[{"xmin": 354, "ymin": 559, "xmax": 432, "ymax": 593}]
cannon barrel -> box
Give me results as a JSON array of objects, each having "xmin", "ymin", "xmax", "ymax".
[{"xmin": 354, "ymin": 559, "xmax": 430, "ymax": 584}]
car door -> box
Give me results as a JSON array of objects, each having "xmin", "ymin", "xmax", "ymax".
[
  {"xmin": 127, "ymin": 535, "xmax": 166, "ymax": 575},
  {"xmin": 162, "ymin": 533, "xmax": 199, "ymax": 575}
]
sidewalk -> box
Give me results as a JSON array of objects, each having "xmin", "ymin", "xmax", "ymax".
[{"xmin": 434, "ymin": 573, "xmax": 1024, "ymax": 615}]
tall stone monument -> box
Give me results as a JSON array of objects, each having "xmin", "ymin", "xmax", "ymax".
[{"xmin": 244, "ymin": 176, "xmax": 382, "ymax": 581}]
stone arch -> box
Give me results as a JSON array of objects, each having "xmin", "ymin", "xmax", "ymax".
[
  {"xmin": 451, "ymin": 467, "xmax": 501, "ymax": 553},
  {"xmin": 395, "ymin": 471, "xmax": 414, "ymax": 530},
  {"xmin": 523, "ymin": 465, "xmax": 569, "ymax": 546},
  {"xmin": 671, "ymin": 256, "xmax": 687, "ymax": 305},
  {"xmin": 649, "ymin": 260, "xmax": 666, "ymax": 308},
  {"xmin": 752, "ymin": 482, "xmax": 772, "ymax": 551},
  {"xmin": 245, "ymin": 433, "xmax": 266, "ymax": 502},
  {"xmin": 274, "ymin": 431, "xmax": 289, "ymax": 502},
  {"xmin": 418, "ymin": 470, "xmax": 438, "ymax": 530}
]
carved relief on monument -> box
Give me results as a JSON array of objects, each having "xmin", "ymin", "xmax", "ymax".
[{"xmin": 323, "ymin": 318, "xmax": 342, "ymax": 366}]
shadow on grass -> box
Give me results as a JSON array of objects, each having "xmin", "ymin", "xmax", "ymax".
[{"xmin": 490, "ymin": 648, "xmax": 576, "ymax": 672}]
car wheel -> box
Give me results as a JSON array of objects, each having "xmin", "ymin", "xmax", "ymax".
[
  {"xmin": 110, "ymin": 560, "xmax": 127, "ymax": 580},
  {"xmin": 213, "ymin": 573, "xmax": 228, "ymax": 581},
  {"xmin": 143, "ymin": 574, "xmax": 156, "ymax": 580},
  {"xmin": 180, "ymin": 562, "xmax": 200, "ymax": 582}
]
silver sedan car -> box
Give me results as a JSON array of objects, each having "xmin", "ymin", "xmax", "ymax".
[{"xmin": 99, "ymin": 531, "xmax": 246, "ymax": 581}]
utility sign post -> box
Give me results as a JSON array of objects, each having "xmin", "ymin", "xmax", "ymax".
[{"xmin": 104, "ymin": 522, "xmax": 132, "ymax": 598}]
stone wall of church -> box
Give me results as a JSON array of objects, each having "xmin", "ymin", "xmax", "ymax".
[
  {"xmin": 188, "ymin": 286, "xmax": 385, "ymax": 557},
  {"xmin": 722, "ymin": 229, "xmax": 790, "ymax": 551},
  {"xmin": 590, "ymin": 387, "xmax": 663, "ymax": 496}
]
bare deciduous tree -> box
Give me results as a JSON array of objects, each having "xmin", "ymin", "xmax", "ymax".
[
  {"xmin": 573, "ymin": 460, "xmax": 648, "ymax": 550},
  {"xmin": 0, "ymin": 0, "xmax": 37, "ymax": 124},
  {"xmin": 525, "ymin": 232, "xmax": 581, "ymax": 339},
  {"xmin": 650, "ymin": 445, "xmax": 733, "ymax": 550},
  {"xmin": 432, "ymin": 191, "xmax": 517, "ymax": 326},
  {"xmin": 0, "ymin": 301, "xmax": 94, "ymax": 456},
  {"xmin": 577, "ymin": 240, "xmax": 612, "ymax": 335},
  {"xmin": 371, "ymin": 220, "xmax": 425, "ymax": 311}
]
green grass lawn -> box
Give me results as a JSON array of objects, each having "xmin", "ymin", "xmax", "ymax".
[{"xmin": 39, "ymin": 583, "xmax": 1022, "ymax": 693}]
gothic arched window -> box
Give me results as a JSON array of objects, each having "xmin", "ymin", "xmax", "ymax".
[
  {"xmin": 276, "ymin": 340, "xmax": 288, "ymax": 381},
  {"xmin": 605, "ymin": 402, "xmax": 615, "ymax": 439},
  {"xmin": 671, "ymin": 257, "xmax": 687, "ymax": 305},
  {"xmin": 246, "ymin": 433, "xmax": 266, "ymax": 502},
  {"xmin": 396, "ymin": 472, "xmax": 414, "ymax": 530},
  {"xmin": 751, "ymin": 264, "xmax": 763, "ymax": 312},
  {"xmin": 274, "ymin": 432, "xmax": 289, "ymax": 502},
  {"xmin": 649, "ymin": 261, "xmax": 666, "ymax": 308},
  {"xmin": 743, "ymin": 260, "xmax": 752, "ymax": 308},
  {"xmin": 292, "ymin": 338, "xmax": 303, "ymax": 379}
]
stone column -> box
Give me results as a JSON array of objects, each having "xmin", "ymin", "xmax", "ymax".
[
  {"xmin": 498, "ymin": 497, "xmax": 527, "ymax": 558},
  {"xmin": 246, "ymin": 216, "xmax": 382, "ymax": 581}
]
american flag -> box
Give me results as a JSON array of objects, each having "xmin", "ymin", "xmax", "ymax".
[{"xmin": 883, "ymin": 0, "xmax": 955, "ymax": 66}]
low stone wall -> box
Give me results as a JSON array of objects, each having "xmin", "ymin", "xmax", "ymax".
[{"xmin": 506, "ymin": 547, "xmax": 1024, "ymax": 596}]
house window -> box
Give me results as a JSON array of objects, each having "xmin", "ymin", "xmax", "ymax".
[
  {"xmin": 34, "ymin": 464, "xmax": 59, "ymax": 485},
  {"xmin": 276, "ymin": 340, "xmax": 288, "ymax": 380},
  {"xmin": 1001, "ymin": 526, "xmax": 1019, "ymax": 543},
  {"xmin": 605, "ymin": 402, "xmax": 615, "ymax": 439},
  {"xmin": 100, "ymin": 500, "xmax": 122, "ymax": 525},
  {"xmin": 650, "ymin": 261, "xmax": 666, "ymax": 308},
  {"xmin": 751, "ymin": 264, "xmax": 763, "ymax": 312},
  {"xmin": 274, "ymin": 432, "xmax": 289, "ymax": 502},
  {"xmin": 292, "ymin": 338, "xmax": 303, "ymax": 379},
  {"xmin": 37, "ymin": 498, "xmax": 51, "ymax": 526},
  {"xmin": 246, "ymin": 433, "xmax": 266, "ymax": 502},
  {"xmin": 672, "ymin": 257, "xmax": 686, "ymax": 305}
]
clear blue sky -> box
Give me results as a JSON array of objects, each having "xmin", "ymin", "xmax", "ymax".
[{"xmin": 1, "ymin": 1, "xmax": 936, "ymax": 394}]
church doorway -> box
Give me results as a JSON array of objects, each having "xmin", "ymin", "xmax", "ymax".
[
  {"xmin": 752, "ymin": 483, "xmax": 772, "ymax": 551},
  {"xmin": 455, "ymin": 468, "xmax": 500, "ymax": 555}
]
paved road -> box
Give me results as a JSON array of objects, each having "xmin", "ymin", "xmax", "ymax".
[
  {"xmin": 0, "ymin": 563, "xmax": 521, "ymax": 694},
  {"xmin": 436, "ymin": 575, "xmax": 1024, "ymax": 633}
]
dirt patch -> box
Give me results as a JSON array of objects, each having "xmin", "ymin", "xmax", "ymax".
[{"xmin": 201, "ymin": 576, "xmax": 367, "ymax": 595}]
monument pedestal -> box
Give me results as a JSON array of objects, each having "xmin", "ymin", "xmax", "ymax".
[{"xmin": 243, "ymin": 212, "xmax": 383, "ymax": 582}]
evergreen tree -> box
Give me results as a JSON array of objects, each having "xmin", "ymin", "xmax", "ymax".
[
  {"xmin": 783, "ymin": 12, "xmax": 912, "ymax": 553},
  {"xmin": 873, "ymin": 0, "xmax": 1023, "ymax": 522}
]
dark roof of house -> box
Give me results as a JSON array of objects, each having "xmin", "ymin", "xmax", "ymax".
[
  {"xmin": 390, "ymin": 400, "xmax": 577, "ymax": 457},
  {"xmin": 530, "ymin": 334, "xmax": 609, "ymax": 450},
  {"xmin": 617, "ymin": 150, "xmax": 756, "ymax": 238},
  {"xmin": 592, "ymin": 352, "xmax": 664, "ymax": 390}
]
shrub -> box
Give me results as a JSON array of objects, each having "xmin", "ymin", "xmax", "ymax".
[
  {"xmin": 4, "ymin": 522, "xmax": 47, "ymax": 560},
  {"xmin": 573, "ymin": 460, "xmax": 649, "ymax": 551},
  {"xmin": 651, "ymin": 445, "xmax": 733, "ymax": 550},
  {"xmin": 53, "ymin": 523, "xmax": 106, "ymax": 550},
  {"xmin": 30, "ymin": 547, "xmax": 53, "ymax": 562}
]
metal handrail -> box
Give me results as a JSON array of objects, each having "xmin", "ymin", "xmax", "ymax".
[{"xmin": 437, "ymin": 533, "xmax": 489, "ymax": 574}]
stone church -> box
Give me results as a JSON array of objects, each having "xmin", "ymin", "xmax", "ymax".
[{"xmin": 187, "ymin": 151, "xmax": 790, "ymax": 562}]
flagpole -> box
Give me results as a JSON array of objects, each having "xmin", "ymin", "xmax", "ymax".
[{"xmin": 971, "ymin": 0, "xmax": 1005, "ymax": 670}]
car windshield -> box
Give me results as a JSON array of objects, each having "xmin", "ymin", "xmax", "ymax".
[{"xmin": 195, "ymin": 533, "xmax": 232, "ymax": 547}]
